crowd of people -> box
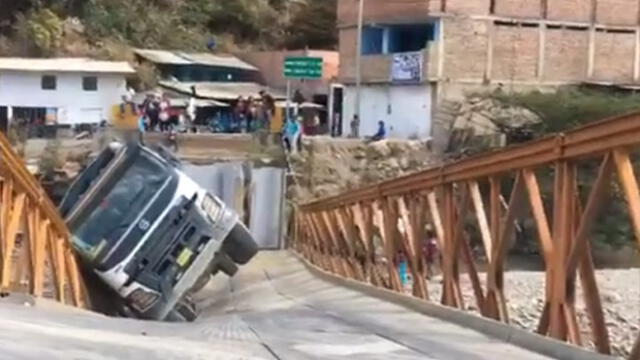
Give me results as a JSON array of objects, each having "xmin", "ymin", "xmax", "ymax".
[
  {"xmin": 135, "ymin": 92, "xmax": 193, "ymax": 134},
  {"xmin": 229, "ymin": 90, "xmax": 276, "ymax": 133},
  {"xmin": 126, "ymin": 88, "xmax": 385, "ymax": 155}
]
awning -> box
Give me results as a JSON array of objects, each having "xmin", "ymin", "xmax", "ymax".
[
  {"xmin": 159, "ymin": 81, "xmax": 286, "ymax": 101},
  {"xmin": 275, "ymin": 101, "xmax": 325, "ymax": 109},
  {"xmin": 133, "ymin": 89, "xmax": 229, "ymax": 107}
]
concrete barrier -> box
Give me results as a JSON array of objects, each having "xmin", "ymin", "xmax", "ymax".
[{"xmin": 292, "ymin": 252, "xmax": 618, "ymax": 360}]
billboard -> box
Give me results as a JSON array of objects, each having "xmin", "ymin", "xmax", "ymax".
[{"xmin": 391, "ymin": 52, "xmax": 423, "ymax": 83}]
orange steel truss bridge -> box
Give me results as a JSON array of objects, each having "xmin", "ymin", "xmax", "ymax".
[
  {"xmin": 0, "ymin": 132, "xmax": 86, "ymax": 308},
  {"xmin": 2, "ymin": 112, "xmax": 640, "ymax": 359},
  {"xmin": 296, "ymin": 112, "xmax": 640, "ymax": 360}
]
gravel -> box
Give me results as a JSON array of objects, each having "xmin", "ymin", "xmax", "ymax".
[{"xmin": 425, "ymin": 269, "xmax": 639, "ymax": 358}]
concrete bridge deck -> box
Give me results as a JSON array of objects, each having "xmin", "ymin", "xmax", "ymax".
[{"xmin": 0, "ymin": 252, "xmax": 552, "ymax": 360}]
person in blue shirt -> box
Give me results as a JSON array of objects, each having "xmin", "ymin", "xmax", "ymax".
[
  {"xmin": 138, "ymin": 115, "xmax": 147, "ymax": 144},
  {"xmin": 283, "ymin": 116, "xmax": 302, "ymax": 153},
  {"xmin": 369, "ymin": 120, "xmax": 386, "ymax": 142}
]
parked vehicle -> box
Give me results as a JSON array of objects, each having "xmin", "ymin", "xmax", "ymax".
[{"xmin": 59, "ymin": 141, "xmax": 258, "ymax": 321}]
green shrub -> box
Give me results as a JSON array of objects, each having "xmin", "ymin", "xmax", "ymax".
[{"xmin": 486, "ymin": 87, "xmax": 640, "ymax": 250}]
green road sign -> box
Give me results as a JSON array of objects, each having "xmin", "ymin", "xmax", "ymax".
[{"xmin": 284, "ymin": 57, "xmax": 323, "ymax": 79}]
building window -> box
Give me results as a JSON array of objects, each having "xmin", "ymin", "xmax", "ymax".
[
  {"xmin": 41, "ymin": 75, "xmax": 56, "ymax": 90},
  {"xmin": 361, "ymin": 22, "xmax": 438, "ymax": 55},
  {"xmin": 362, "ymin": 26, "xmax": 385, "ymax": 55},
  {"xmin": 83, "ymin": 76, "xmax": 98, "ymax": 91},
  {"xmin": 388, "ymin": 24, "xmax": 436, "ymax": 53}
]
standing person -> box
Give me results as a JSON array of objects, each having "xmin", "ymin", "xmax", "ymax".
[
  {"xmin": 158, "ymin": 94, "xmax": 171, "ymax": 132},
  {"xmin": 137, "ymin": 113, "xmax": 147, "ymax": 144},
  {"xmin": 350, "ymin": 114, "xmax": 360, "ymax": 138},
  {"xmin": 424, "ymin": 225, "xmax": 439, "ymax": 279},
  {"xmin": 259, "ymin": 90, "xmax": 275, "ymax": 130},
  {"xmin": 246, "ymin": 96, "xmax": 257, "ymax": 132},
  {"xmin": 283, "ymin": 115, "xmax": 301, "ymax": 154},
  {"xmin": 332, "ymin": 113, "xmax": 342, "ymax": 137},
  {"xmin": 186, "ymin": 90, "xmax": 197, "ymax": 132},
  {"xmin": 147, "ymin": 94, "xmax": 160, "ymax": 131},
  {"xmin": 396, "ymin": 250, "xmax": 410, "ymax": 291},
  {"xmin": 234, "ymin": 96, "xmax": 246, "ymax": 133},
  {"xmin": 143, "ymin": 94, "xmax": 160, "ymax": 132}
]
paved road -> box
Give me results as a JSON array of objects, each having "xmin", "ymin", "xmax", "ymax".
[{"xmin": 0, "ymin": 252, "xmax": 552, "ymax": 360}]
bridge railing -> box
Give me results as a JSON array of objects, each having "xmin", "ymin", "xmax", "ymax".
[
  {"xmin": 295, "ymin": 112, "xmax": 640, "ymax": 359},
  {"xmin": 0, "ymin": 132, "xmax": 86, "ymax": 307}
]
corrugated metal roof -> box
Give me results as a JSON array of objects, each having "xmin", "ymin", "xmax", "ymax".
[
  {"xmin": 0, "ymin": 58, "xmax": 135, "ymax": 74},
  {"xmin": 180, "ymin": 53, "xmax": 257, "ymax": 71},
  {"xmin": 160, "ymin": 81, "xmax": 285, "ymax": 101},
  {"xmin": 135, "ymin": 49, "xmax": 257, "ymax": 71},
  {"xmin": 134, "ymin": 49, "xmax": 192, "ymax": 65}
]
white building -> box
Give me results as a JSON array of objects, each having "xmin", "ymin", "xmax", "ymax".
[
  {"xmin": 0, "ymin": 58, "xmax": 135, "ymax": 131},
  {"xmin": 342, "ymin": 84, "xmax": 433, "ymax": 139}
]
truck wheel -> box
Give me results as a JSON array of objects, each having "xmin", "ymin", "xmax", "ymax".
[
  {"xmin": 215, "ymin": 252, "xmax": 238, "ymax": 277},
  {"xmin": 166, "ymin": 298, "xmax": 198, "ymax": 322},
  {"xmin": 221, "ymin": 223, "xmax": 258, "ymax": 265}
]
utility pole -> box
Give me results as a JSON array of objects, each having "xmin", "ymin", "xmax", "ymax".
[{"xmin": 353, "ymin": 0, "xmax": 364, "ymax": 138}]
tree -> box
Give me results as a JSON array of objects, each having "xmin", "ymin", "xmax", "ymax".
[
  {"xmin": 13, "ymin": 8, "xmax": 64, "ymax": 56},
  {"xmin": 487, "ymin": 87, "xmax": 640, "ymax": 250},
  {"xmin": 206, "ymin": 0, "xmax": 284, "ymax": 47},
  {"xmin": 285, "ymin": 0, "xmax": 337, "ymax": 50}
]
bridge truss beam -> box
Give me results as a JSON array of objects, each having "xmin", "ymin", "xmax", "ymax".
[
  {"xmin": 296, "ymin": 112, "xmax": 640, "ymax": 359},
  {"xmin": 0, "ymin": 132, "xmax": 86, "ymax": 307}
]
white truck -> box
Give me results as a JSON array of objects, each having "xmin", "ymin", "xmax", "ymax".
[{"xmin": 59, "ymin": 142, "xmax": 258, "ymax": 321}]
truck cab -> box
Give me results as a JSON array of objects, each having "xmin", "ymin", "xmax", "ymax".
[{"xmin": 59, "ymin": 142, "xmax": 258, "ymax": 321}]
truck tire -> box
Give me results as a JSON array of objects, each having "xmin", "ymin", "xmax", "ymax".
[
  {"xmin": 166, "ymin": 298, "xmax": 198, "ymax": 322},
  {"xmin": 221, "ymin": 223, "xmax": 258, "ymax": 265},
  {"xmin": 215, "ymin": 252, "xmax": 238, "ymax": 277}
]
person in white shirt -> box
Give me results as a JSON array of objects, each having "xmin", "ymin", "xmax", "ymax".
[{"xmin": 159, "ymin": 94, "xmax": 171, "ymax": 132}]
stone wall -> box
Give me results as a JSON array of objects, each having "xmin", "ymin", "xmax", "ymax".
[
  {"xmin": 494, "ymin": 0, "xmax": 542, "ymax": 18},
  {"xmin": 593, "ymin": 30, "xmax": 636, "ymax": 81},
  {"xmin": 547, "ymin": 0, "xmax": 592, "ymax": 22},
  {"xmin": 543, "ymin": 28, "xmax": 590, "ymax": 81},
  {"xmin": 443, "ymin": 18, "xmax": 489, "ymax": 79},
  {"xmin": 446, "ymin": 0, "xmax": 491, "ymax": 15},
  {"xmin": 492, "ymin": 25, "xmax": 539, "ymax": 81},
  {"xmin": 596, "ymin": 0, "xmax": 639, "ymax": 25}
]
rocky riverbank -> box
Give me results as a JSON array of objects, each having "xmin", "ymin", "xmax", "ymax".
[{"xmin": 427, "ymin": 268, "xmax": 639, "ymax": 357}]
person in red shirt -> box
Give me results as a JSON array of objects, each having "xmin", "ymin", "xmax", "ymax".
[{"xmin": 423, "ymin": 225, "xmax": 439, "ymax": 279}]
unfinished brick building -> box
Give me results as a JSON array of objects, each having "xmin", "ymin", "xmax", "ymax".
[{"xmin": 337, "ymin": 0, "xmax": 640, "ymax": 139}]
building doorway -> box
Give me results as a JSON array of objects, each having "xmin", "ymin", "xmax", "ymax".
[{"xmin": 0, "ymin": 107, "xmax": 7, "ymax": 134}]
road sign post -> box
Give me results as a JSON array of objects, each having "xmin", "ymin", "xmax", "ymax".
[
  {"xmin": 283, "ymin": 57, "xmax": 323, "ymax": 79},
  {"xmin": 283, "ymin": 56, "xmax": 323, "ymax": 122}
]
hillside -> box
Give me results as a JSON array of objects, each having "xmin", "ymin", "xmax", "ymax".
[{"xmin": 0, "ymin": 0, "xmax": 337, "ymax": 59}]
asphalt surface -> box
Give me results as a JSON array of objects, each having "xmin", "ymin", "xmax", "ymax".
[{"xmin": 0, "ymin": 252, "xmax": 552, "ymax": 360}]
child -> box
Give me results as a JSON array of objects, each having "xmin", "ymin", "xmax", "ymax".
[{"xmin": 424, "ymin": 225, "xmax": 439, "ymax": 279}]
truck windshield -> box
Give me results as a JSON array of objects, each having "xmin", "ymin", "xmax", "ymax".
[{"xmin": 71, "ymin": 152, "xmax": 170, "ymax": 262}]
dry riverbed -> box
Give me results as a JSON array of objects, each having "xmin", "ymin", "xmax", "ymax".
[{"xmin": 427, "ymin": 268, "xmax": 639, "ymax": 357}]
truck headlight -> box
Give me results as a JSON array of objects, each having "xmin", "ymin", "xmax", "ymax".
[
  {"xmin": 201, "ymin": 194, "xmax": 222, "ymax": 222},
  {"xmin": 127, "ymin": 288, "xmax": 159, "ymax": 313}
]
